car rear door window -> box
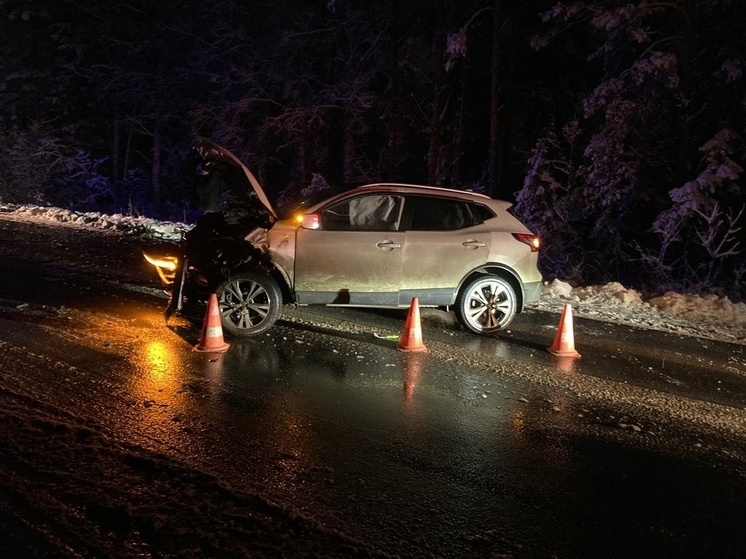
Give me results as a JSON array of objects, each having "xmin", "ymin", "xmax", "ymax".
[
  {"xmin": 408, "ymin": 196, "xmax": 496, "ymax": 230},
  {"xmin": 408, "ymin": 196, "xmax": 471, "ymax": 230}
]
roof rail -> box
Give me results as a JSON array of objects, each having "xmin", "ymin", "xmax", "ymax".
[{"xmin": 354, "ymin": 183, "xmax": 491, "ymax": 199}]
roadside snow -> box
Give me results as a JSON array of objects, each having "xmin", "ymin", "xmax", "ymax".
[
  {"xmin": 0, "ymin": 203, "xmax": 191, "ymax": 240},
  {"xmin": 533, "ymin": 280, "xmax": 746, "ymax": 345},
  {"xmin": 2, "ymin": 203, "xmax": 744, "ymax": 345}
]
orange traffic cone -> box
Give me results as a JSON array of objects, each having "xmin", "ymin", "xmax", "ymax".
[
  {"xmin": 398, "ymin": 297, "xmax": 427, "ymax": 352},
  {"xmin": 547, "ymin": 303, "xmax": 580, "ymax": 358},
  {"xmin": 194, "ymin": 293, "xmax": 230, "ymax": 353}
]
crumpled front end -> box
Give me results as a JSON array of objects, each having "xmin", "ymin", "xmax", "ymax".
[{"xmin": 183, "ymin": 212, "xmax": 273, "ymax": 291}]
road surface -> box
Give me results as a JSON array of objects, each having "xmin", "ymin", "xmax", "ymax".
[{"xmin": 1, "ymin": 216, "xmax": 745, "ymax": 558}]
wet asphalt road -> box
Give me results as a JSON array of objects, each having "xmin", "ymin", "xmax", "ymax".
[
  {"xmin": 1, "ymin": 216, "xmax": 746, "ymax": 558},
  {"xmin": 292, "ymin": 303, "xmax": 746, "ymax": 409}
]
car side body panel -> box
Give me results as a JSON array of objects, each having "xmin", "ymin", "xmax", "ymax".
[
  {"xmin": 267, "ymin": 186, "xmax": 542, "ymax": 312},
  {"xmin": 292, "ymin": 228, "xmax": 404, "ymax": 305},
  {"xmin": 399, "ymin": 225, "xmax": 492, "ymax": 305}
]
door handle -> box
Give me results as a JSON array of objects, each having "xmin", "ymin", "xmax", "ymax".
[
  {"xmin": 462, "ymin": 240, "xmax": 486, "ymax": 249},
  {"xmin": 376, "ymin": 240, "xmax": 402, "ymax": 250}
]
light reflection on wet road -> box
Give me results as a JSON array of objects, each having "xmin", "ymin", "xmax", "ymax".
[
  {"xmin": 297, "ymin": 304, "xmax": 746, "ymax": 408},
  {"xmin": 85, "ymin": 300, "xmax": 745, "ymax": 558}
]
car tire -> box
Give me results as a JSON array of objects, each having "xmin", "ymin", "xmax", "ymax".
[
  {"xmin": 216, "ymin": 271, "xmax": 282, "ymax": 337},
  {"xmin": 455, "ymin": 275, "xmax": 517, "ymax": 334}
]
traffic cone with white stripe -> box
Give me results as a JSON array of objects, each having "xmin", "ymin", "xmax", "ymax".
[
  {"xmin": 194, "ymin": 293, "xmax": 230, "ymax": 353},
  {"xmin": 547, "ymin": 303, "xmax": 580, "ymax": 358},
  {"xmin": 398, "ymin": 297, "xmax": 427, "ymax": 352}
]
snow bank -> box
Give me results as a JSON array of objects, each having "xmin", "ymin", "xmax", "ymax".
[
  {"xmin": 649, "ymin": 292, "xmax": 746, "ymax": 327},
  {"xmin": 1, "ymin": 203, "xmax": 191, "ymax": 240},
  {"xmin": 530, "ymin": 279, "xmax": 746, "ymax": 344},
  {"xmin": 545, "ymin": 280, "xmax": 644, "ymax": 306}
]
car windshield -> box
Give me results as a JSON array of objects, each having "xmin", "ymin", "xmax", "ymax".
[{"xmin": 276, "ymin": 188, "xmax": 346, "ymax": 220}]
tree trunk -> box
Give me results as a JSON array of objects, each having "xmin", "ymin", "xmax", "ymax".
[
  {"xmin": 299, "ymin": 118, "xmax": 312, "ymax": 189},
  {"xmin": 496, "ymin": 6, "xmax": 516, "ymax": 198},
  {"xmin": 111, "ymin": 120, "xmax": 120, "ymax": 188},
  {"xmin": 451, "ymin": 57, "xmax": 469, "ymax": 188},
  {"xmin": 674, "ymin": 17, "xmax": 694, "ymax": 184},
  {"xmin": 488, "ymin": 0, "xmax": 502, "ymax": 197},
  {"xmin": 123, "ymin": 124, "xmax": 133, "ymax": 181},
  {"xmin": 428, "ymin": 0, "xmax": 446, "ymax": 186},
  {"xmin": 344, "ymin": 111, "xmax": 356, "ymax": 185},
  {"xmin": 152, "ymin": 121, "xmax": 161, "ymax": 205},
  {"xmin": 384, "ymin": 0, "xmax": 402, "ymax": 177},
  {"xmin": 327, "ymin": 107, "xmax": 345, "ymax": 187}
]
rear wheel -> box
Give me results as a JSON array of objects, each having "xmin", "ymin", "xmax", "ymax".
[
  {"xmin": 216, "ymin": 271, "xmax": 282, "ymax": 336},
  {"xmin": 455, "ymin": 275, "xmax": 517, "ymax": 334}
]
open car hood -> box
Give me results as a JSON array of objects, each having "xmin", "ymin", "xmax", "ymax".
[{"xmin": 194, "ymin": 139, "xmax": 278, "ymax": 222}]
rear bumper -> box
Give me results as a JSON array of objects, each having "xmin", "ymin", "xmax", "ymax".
[{"xmin": 523, "ymin": 280, "xmax": 543, "ymax": 305}]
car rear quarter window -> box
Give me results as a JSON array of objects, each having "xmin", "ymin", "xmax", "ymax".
[{"xmin": 470, "ymin": 202, "xmax": 496, "ymax": 225}]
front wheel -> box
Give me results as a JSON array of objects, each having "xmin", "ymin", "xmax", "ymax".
[
  {"xmin": 216, "ymin": 271, "xmax": 282, "ymax": 337},
  {"xmin": 455, "ymin": 275, "xmax": 517, "ymax": 334}
]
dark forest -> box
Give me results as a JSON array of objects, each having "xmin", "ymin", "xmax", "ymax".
[{"xmin": 1, "ymin": 0, "xmax": 744, "ymax": 299}]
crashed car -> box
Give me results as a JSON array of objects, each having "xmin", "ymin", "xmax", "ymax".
[{"xmin": 143, "ymin": 139, "xmax": 543, "ymax": 337}]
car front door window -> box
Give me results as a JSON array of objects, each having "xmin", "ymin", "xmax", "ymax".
[{"xmin": 321, "ymin": 194, "xmax": 403, "ymax": 231}]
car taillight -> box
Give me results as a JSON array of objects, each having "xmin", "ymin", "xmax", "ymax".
[{"xmin": 512, "ymin": 233, "xmax": 540, "ymax": 252}]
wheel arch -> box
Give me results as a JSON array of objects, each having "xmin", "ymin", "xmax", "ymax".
[
  {"xmin": 232, "ymin": 262, "xmax": 294, "ymax": 304},
  {"xmin": 269, "ymin": 264, "xmax": 294, "ymax": 303},
  {"xmin": 456, "ymin": 264, "xmax": 525, "ymax": 313}
]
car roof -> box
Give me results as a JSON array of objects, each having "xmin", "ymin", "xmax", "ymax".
[{"xmin": 351, "ymin": 183, "xmax": 492, "ymax": 200}]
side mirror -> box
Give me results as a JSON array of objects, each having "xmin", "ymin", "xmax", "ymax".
[{"xmin": 295, "ymin": 213, "xmax": 321, "ymax": 230}]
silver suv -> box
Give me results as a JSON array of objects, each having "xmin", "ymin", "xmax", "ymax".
[{"xmin": 144, "ymin": 140, "xmax": 543, "ymax": 336}]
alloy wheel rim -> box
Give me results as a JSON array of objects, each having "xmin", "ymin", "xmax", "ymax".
[
  {"xmin": 465, "ymin": 280, "xmax": 511, "ymax": 331},
  {"xmin": 220, "ymin": 279, "xmax": 271, "ymax": 329}
]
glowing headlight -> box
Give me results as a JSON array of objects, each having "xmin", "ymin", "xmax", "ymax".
[
  {"xmin": 143, "ymin": 253, "xmax": 179, "ymax": 285},
  {"xmin": 144, "ymin": 254, "xmax": 178, "ymax": 271}
]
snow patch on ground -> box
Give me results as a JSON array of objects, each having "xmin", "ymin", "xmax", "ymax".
[
  {"xmin": 533, "ymin": 280, "xmax": 746, "ymax": 344},
  {"xmin": 0, "ymin": 203, "xmax": 191, "ymax": 240},
  {"xmin": 2, "ymin": 202, "xmax": 745, "ymax": 345}
]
